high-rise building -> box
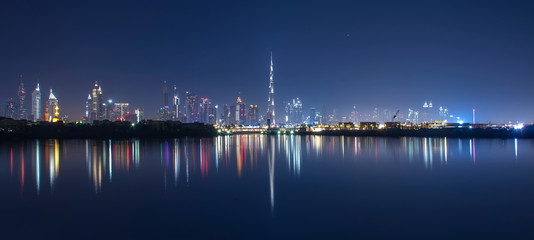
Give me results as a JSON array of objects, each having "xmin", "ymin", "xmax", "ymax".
[
  {"xmin": 31, "ymin": 83, "xmax": 41, "ymax": 121},
  {"xmin": 266, "ymin": 53, "xmax": 275, "ymax": 127},
  {"xmin": 185, "ymin": 91, "xmax": 199, "ymax": 123},
  {"xmin": 309, "ymin": 107, "xmax": 318, "ymax": 125},
  {"xmin": 293, "ymin": 98, "xmax": 302, "ymax": 124},
  {"xmin": 221, "ymin": 104, "xmax": 229, "ymax": 125},
  {"xmin": 114, "ymin": 103, "xmax": 129, "ymax": 121},
  {"xmin": 17, "ymin": 74, "xmax": 26, "ymax": 120},
  {"xmin": 200, "ymin": 97, "xmax": 212, "ymax": 124},
  {"xmin": 162, "ymin": 81, "xmax": 169, "ymax": 107},
  {"xmin": 4, "ymin": 98, "xmax": 17, "ymax": 119},
  {"xmin": 173, "ymin": 85, "xmax": 180, "ymax": 120},
  {"xmin": 236, "ymin": 97, "xmax": 246, "ymax": 125},
  {"xmin": 84, "ymin": 94, "xmax": 92, "ymax": 122},
  {"xmin": 46, "ymin": 89, "xmax": 59, "ymax": 122},
  {"xmin": 90, "ymin": 82, "xmax": 104, "ymax": 121},
  {"xmin": 135, "ymin": 108, "xmax": 145, "ymax": 123},
  {"xmin": 229, "ymin": 105, "xmax": 237, "ymax": 124},
  {"xmin": 158, "ymin": 106, "xmax": 172, "ymax": 121},
  {"xmin": 105, "ymin": 99, "xmax": 114, "ymax": 120},
  {"xmin": 248, "ymin": 105, "xmax": 259, "ymax": 125},
  {"xmin": 284, "ymin": 101, "xmax": 293, "ymax": 124}
]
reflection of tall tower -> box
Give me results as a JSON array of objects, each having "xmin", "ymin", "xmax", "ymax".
[
  {"xmin": 31, "ymin": 83, "xmax": 41, "ymax": 122},
  {"xmin": 268, "ymin": 136, "xmax": 275, "ymax": 213},
  {"xmin": 266, "ymin": 53, "xmax": 275, "ymax": 127},
  {"xmin": 17, "ymin": 74, "xmax": 26, "ymax": 120}
]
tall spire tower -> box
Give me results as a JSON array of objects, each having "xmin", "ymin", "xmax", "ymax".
[{"xmin": 266, "ymin": 52, "xmax": 275, "ymax": 127}]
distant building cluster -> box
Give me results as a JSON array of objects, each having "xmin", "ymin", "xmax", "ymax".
[
  {"xmin": 3, "ymin": 55, "xmax": 472, "ymax": 126},
  {"xmin": 3, "ymin": 74, "xmax": 64, "ymax": 123},
  {"xmin": 82, "ymin": 82, "xmax": 143, "ymax": 123}
]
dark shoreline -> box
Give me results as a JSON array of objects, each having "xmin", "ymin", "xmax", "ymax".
[
  {"xmin": 0, "ymin": 119, "xmax": 217, "ymax": 139},
  {"xmin": 2, "ymin": 117, "xmax": 533, "ymax": 139},
  {"xmin": 311, "ymin": 128, "xmax": 533, "ymax": 138}
]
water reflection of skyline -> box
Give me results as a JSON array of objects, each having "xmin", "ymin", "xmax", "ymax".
[{"xmin": 2, "ymin": 136, "xmax": 527, "ymax": 206}]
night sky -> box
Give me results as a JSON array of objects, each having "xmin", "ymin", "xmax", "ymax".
[{"xmin": 1, "ymin": 0, "xmax": 533, "ymax": 122}]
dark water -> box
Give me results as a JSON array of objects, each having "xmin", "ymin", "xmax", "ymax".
[{"xmin": 1, "ymin": 136, "xmax": 534, "ymax": 239}]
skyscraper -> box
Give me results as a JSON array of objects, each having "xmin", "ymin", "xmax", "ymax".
[
  {"xmin": 285, "ymin": 101, "xmax": 293, "ymax": 124},
  {"xmin": 221, "ymin": 104, "xmax": 229, "ymax": 125},
  {"xmin": 236, "ymin": 97, "xmax": 246, "ymax": 125},
  {"xmin": 135, "ymin": 108, "xmax": 144, "ymax": 123},
  {"xmin": 185, "ymin": 91, "xmax": 199, "ymax": 123},
  {"xmin": 31, "ymin": 83, "xmax": 41, "ymax": 122},
  {"xmin": 248, "ymin": 105, "xmax": 259, "ymax": 126},
  {"xmin": 85, "ymin": 94, "xmax": 92, "ymax": 122},
  {"xmin": 90, "ymin": 82, "xmax": 104, "ymax": 121},
  {"xmin": 266, "ymin": 53, "xmax": 275, "ymax": 127},
  {"xmin": 200, "ymin": 97, "xmax": 210, "ymax": 123},
  {"xmin": 163, "ymin": 81, "xmax": 169, "ymax": 107},
  {"xmin": 46, "ymin": 89, "xmax": 58, "ymax": 122},
  {"xmin": 114, "ymin": 103, "xmax": 130, "ymax": 121},
  {"xmin": 17, "ymin": 74, "xmax": 26, "ymax": 120},
  {"xmin": 173, "ymin": 85, "xmax": 180, "ymax": 120},
  {"xmin": 4, "ymin": 98, "xmax": 17, "ymax": 119}
]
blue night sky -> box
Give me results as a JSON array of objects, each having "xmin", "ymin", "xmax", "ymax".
[{"xmin": 1, "ymin": 0, "xmax": 533, "ymax": 122}]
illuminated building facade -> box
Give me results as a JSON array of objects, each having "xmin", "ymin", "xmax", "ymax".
[
  {"xmin": 31, "ymin": 83, "xmax": 41, "ymax": 121},
  {"xmin": 16, "ymin": 74, "xmax": 26, "ymax": 120},
  {"xmin": 248, "ymin": 105, "xmax": 259, "ymax": 125},
  {"xmin": 4, "ymin": 98, "xmax": 17, "ymax": 119},
  {"xmin": 185, "ymin": 91, "xmax": 199, "ymax": 123},
  {"xmin": 46, "ymin": 89, "xmax": 59, "ymax": 122},
  {"xmin": 200, "ymin": 97, "xmax": 216, "ymax": 124},
  {"xmin": 173, "ymin": 85, "xmax": 180, "ymax": 120},
  {"xmin": 158, "ymin": 106, "xmax": 172, "ymax": 121},
  {"xmin": 135, "ymin": 108, "xmax": 144, "ymax": 123},
  {"xmin": 236, "ymin": 97, "xmax": 246, "ymax": 125},
  {"xmin": 266, "ymin": 53, "xmax": 275, "ymax": 127},
  {"xmin": 114, "ymin": 103, "xmax": 129, "ymax": 121},
  {"xmin": 89, "ymin": 82, "xmax": 104, "ymax": 121}
]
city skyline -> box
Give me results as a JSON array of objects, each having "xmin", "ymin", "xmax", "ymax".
[{"xmin": 1, "ymin": 1, "xmax": 533, "ymax": 123}]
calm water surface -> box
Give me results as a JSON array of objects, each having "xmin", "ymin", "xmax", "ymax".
[{"xmin": 1, "ymin": 136, "xmax": 534, "ymax": 239}]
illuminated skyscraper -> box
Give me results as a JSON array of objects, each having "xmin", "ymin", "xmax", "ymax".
[
  {"xmin": 173, "ymin": 85, "xmax": 180, "ymax": 120},
  {"xmin": 114, "ymin": 103, "xmax": 129, "ymax": 121},
  {"xmin": 293, "ymin": 98, "xmax": 302, "ymax": 124},
  {"xmin": 46, "ymin": 89, "xmax": 58, "ymax": 122},
  {"xmin": 31, "ymin": 83, "xmax": 41, "ymax": 121},
  {"xmin": 236, "ymin": 97, "xmax": 246, "ymax": 125},
  {"xmin": 185, "ymin": 91, "xmax": 199, "ymax": 123},
  {"xmin": 221, "ymin": 104, "xmax": 229, "ymax": 125},
  {"xmin": 90, "ymin": 82, "xmax": 104, "ymax": 121},
  {"xmin": 4, "ymin": 98, "xmax": 17, "ymax": 119},
  {"xmin": 135, "ymin": 108, "xmax": 144, "ymax": 123},
  {"xmin": 17, "ymin": 74, "xmax": 26, "ymax": 120},
  {"xmin": 248, "ymin": 105, "xmax": 259, "ymax": 125},
  {"xmin": 266, "ymin": 53, "xmax": 275, "ymax": 127},
  {"xmin": 85, "ymin": 94, "xmax": 92, "ymax": 121},
  {"xmin": 285, "ymin": 101, "xmax": 293, "ymax": 124}
]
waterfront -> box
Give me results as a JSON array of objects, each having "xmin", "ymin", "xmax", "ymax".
[{"xmin": 1, "ymin": 136, "xmax": 534, "ymax": 239}]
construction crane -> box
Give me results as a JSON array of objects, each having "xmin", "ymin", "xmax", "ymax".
[{"xmin": 391, "ymin": 110, "xmax": 400, "ymax": 122}]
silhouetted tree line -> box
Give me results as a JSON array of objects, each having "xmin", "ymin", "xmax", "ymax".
[{"xmin": 0, "ymin": 117, "xmax": 216, "ymax": 139}]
